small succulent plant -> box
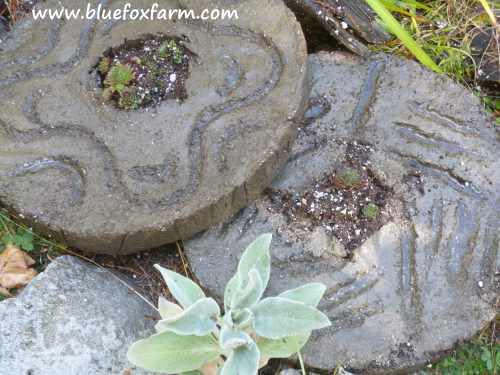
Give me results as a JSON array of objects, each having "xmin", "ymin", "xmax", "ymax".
[
  {"xmin": 334, "ymin": 168, "xmax": 363, "ymax": 190},
  {"xmin": 159, "ymin": 40, "xmax": 184, "ymax": 64},
  {"xmin": 127, "ymin": 234, "xmax": 331, "ymax": 374},
  {"xmin": 98, "ymin": 57, "xmax": 111, "ymax": 75},
  {"xmin": 362, "ymin": 203, "xmax": 380, "ymax": 220},
  {"xmin": 101, "ymin": 63, "xmax": 136, "ymax": 107},
  {"xmin": 118, "ymin": 87, "xmax": 141, "ymax": 110},
  {"xmin": 103, "ymin": 63, "xmax": 135, "ymax": 92}
]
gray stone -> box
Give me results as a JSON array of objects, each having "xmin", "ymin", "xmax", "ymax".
[
  {"xmin": 0, "ymin": 256, "xmax": 157, "ymax": 375},
  {"xmin": 185, "ymin": 52, "xmax": 499, "ymax": 373},
  {"xmin": 0, "ymin": 0, "xmax": 308, "ymax": 254}
]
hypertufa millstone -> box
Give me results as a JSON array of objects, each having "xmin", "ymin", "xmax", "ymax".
[
  {"xmin": 185, "ymin": 52, "xmax": 500, "ymax": 373},
  {"xmin": 0, "ymin": 0, "xmax": 308, "ymax": 254}
]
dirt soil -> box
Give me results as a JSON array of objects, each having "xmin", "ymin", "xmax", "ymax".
[
  {"xmin": 267, "ymin": 142, "xmax": 393, "ymax": 252},
  {"xmin": 97, "ymin": 34, "xmax": 192, "ymax": 110},
  {"xmin": 87, "ymin": 243, "xmax": 187, "ymax": 306}
]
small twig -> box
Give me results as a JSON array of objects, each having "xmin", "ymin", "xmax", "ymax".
[
  {"xmin": 102, "ymin": 264, "xmax": 140, "ymax": 274},
  {"xmin": 176, "ymin": 241, "xmax": 191, "ymax": 278}
]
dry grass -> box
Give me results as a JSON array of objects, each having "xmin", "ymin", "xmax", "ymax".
[{"xmin": 0, "ymin": 0, "xmax": 20, "ymax": 25}]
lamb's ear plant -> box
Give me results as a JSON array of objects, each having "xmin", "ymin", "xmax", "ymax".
[{"xmin": 127, "ymin": 234, "xmax": 331, "ymax": 375}]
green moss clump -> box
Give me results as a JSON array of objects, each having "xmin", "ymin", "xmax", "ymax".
[
  {"xmin": 158, "ymin": 40, "xmax": 184, "ymax": 64},
  {"xmin": 362, "ymin": 203, "xmax": 380, "ymax": 220},
  {"xmin": 334, "ymin": 168, "xmax": 363, "ymax": 189}
]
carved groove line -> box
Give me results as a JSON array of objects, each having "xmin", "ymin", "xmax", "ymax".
[
  {"xmin": 399, "ymin": 217, "xmax": 423, "ymax": 332},
  {"xmin": 0, "ymin": 156, "xmax": 86, "ymax": 205},
  {"xmin": 424, "ymin": 198, "xmax": 444, "ymax": 284},
  {"xmin": 408, "ymin": 101, "xmax": 494, "ymax": 142},
  {"xmin": 394, "ymin": 121, "xmax": 481, "ymax": 160},
  {"xmin": 322, "ymin": 273, "xmax": 379, "ymax": 310},
  {"xmin": 480, "ymin": 205, "xmax": 500, "ymax": 286},
  {"xmin": 325, "ymin": 301, "xmax": 384, "ymax": 334},
  {"xmin": 389, "ymin": 149, "xmax": 485, "ymax": 200},
  {"xmin": 286, "ymin": 136, "xmax": 329, "ymax": 164},
  {"xmin": 0, "ymin": 0, "xmax": 110, "ymax": 88},
  {"xmin": 128, "ymin": 153, "xmax": 179, "ymax": 184},
  {"xmin": 350, "ymin": 59, "xmax": 385, "ymax": 135},
  {"xmin": 446, "ymin": 202, "xmax": 480, "ymax": 284},
  {"xmin": 0, "ymin": 17, "xmax": 63, "ymax": 69}
]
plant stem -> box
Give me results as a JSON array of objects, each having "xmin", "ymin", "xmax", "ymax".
[{"xmin": 297, "ymin": 350, "xmax": 307, "ymax": 375}]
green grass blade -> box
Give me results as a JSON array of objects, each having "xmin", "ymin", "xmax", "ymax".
[
  {"xmin": 365, "ymin": 0, "xmax": 442, "ymax": 72},
  {"xmin": 477, "ymin": 0, "xmax": 497, "ymax": 26},
  {"xmin": 381, "ymin": 0, "xmax": 431, "ymax": 12}
]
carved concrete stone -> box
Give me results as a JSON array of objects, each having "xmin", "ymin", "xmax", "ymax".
[
  {"xmin": 185, "ymin": 52, "xmax": 499, "ymax": 373},
  {"xmin": 0, "ymin": 0, "xmax": 308, "ymax": 254}
]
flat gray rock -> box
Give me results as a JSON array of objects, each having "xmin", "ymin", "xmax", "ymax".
[
  {"xmin": 0, "ymin": 256, "xmax": 156, "ymax": 375},
  {"xmin": 185, "ymin": 52, "xmax": 499, "ymax": 373},
  {"xmin": 0, "ymin": 0, "xmax": 308, "ymax": 254}
]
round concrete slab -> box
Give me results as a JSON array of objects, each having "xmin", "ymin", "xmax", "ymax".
[
  {"xmin": 0, "ymin": 0, "xmax": 308, "ymax": 254},
  {"xmin": 185, "ymin": 52, "xmax": 499, "ymax": 373}
]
